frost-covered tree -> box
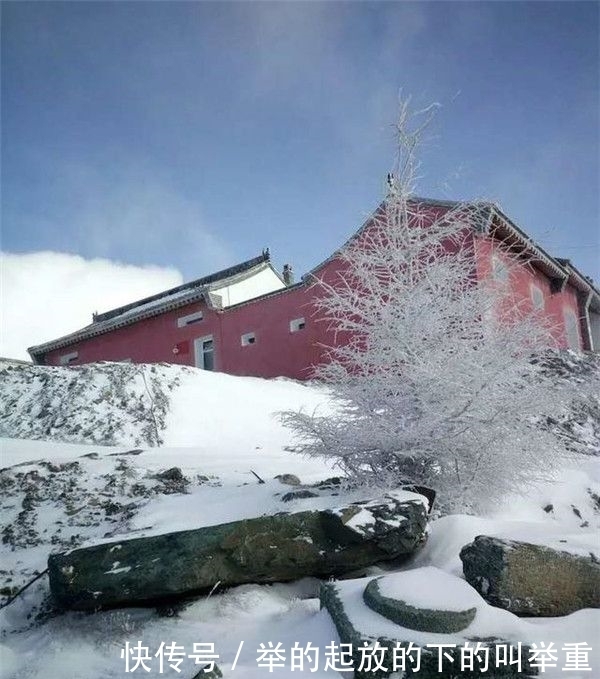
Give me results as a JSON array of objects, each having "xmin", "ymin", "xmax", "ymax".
[{"xmin": 282, "ymin": 100, "xmax": 573, "ymax": 513}]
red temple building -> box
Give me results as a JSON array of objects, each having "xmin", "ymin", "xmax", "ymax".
[{"xmin": 28, "ymin": 198, "xmax": 600, "ymax": 379}]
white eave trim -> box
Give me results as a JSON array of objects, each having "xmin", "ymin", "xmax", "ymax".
[
  {"xmin": 490, "ymin": 208, "xmax": 567, "ymax": 280},
  {"xmin": 206, "ymin": 260, "xmax": 283, "ymax": 291}
]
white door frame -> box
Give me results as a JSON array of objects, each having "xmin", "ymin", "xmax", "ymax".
[{"xmin": 194, "ymin": 335, "xmax": 215, "ymax": 370}]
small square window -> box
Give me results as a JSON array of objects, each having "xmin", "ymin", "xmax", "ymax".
[
  {"xmin": 241, "ymin": 332, "xmax": 256, "ymax": 346},
  {"xmin": 59, "ymin": 351, "xmax": 78, "ymax": 365},
  {"xmin": 177, "ymin": 311, "xmax": 203, "ymax": 328},
  {"xmin": 290, "ymin": 317, "xmax": 306, "ymax": 333}
]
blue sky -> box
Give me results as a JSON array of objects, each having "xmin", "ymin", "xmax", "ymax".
[{"xmin": 2, "ymin": 1, "xmax": 599, "ymax": 282}]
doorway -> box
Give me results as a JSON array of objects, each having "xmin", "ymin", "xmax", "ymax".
[{"xmin": 194, "ymin": 335, "xmax": 215, "ymax": 370}]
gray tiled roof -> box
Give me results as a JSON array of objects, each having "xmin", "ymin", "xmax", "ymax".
[{"xmin": 28, "ymin": 253, "xmax": 273, "ymax": 359}]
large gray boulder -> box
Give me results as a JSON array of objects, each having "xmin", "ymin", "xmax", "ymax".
[
  {"xmin": 460, "ymin": 535, "xmax": 600, "ymax": 616},
  {"xmin": 48, "ymin": 491, "xmax": 427, "ymax": 610}
]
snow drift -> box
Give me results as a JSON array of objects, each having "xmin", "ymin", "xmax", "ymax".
[{"xmin": 0, "ymin": 357, "xmax": 599, "ymax": 678}]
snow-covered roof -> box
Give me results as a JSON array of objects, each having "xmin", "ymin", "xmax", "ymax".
[
  {"xmin": 487, "ymin": 205, "xmax": 567, "ymax": 280},
  {"xmin": 305, "ymin": 197, "xmax": 594, "ymax": 301},
  {"xmin": 305, "ymin": 196, "xmax": 493, "ymax": 279},
  {"xmin": 28, "ymin": 253, "xmax": 278, "ymax": 359}
]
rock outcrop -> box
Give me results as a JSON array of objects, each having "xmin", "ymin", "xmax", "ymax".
[
  {"xmin": 48, "ymin": 491, "xmax": 428, "ymax": 611},
  {"xmin": 460, "ymin": 535, "xmax": 600, "ymax": 616}
]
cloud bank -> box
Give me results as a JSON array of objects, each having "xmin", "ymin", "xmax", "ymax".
[{"xmin": 1, "ymin": 251, "xmax": 183, "ymax": 360}]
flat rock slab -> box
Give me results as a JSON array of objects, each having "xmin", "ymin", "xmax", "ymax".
[
  {"xmin": 320, "ymin": 568, "xmax": 537, "ymax": 678},
  {"xmin": 460, "ymin": 535, "xmax": 600, "ymax": 617},
  {"xmin": 363, "ymin": 567, "xmax": 478, "ymax": 633},
  {"xmin": 48, "ymin": 491, "xmax": 427, "ymax": 611}
]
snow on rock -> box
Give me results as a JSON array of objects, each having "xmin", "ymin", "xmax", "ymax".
[
  {"xmin": 374, "ymin": 566, "xmax": 481, "ymax": 612},
  {"xmin": 537, "ymin": 351, "xmax": 600, "ymax": 456},
  {"xmin": 333, "ymin": 490, "xmax": 421, "ymax": 532},
  {"xmin": 0, "ymin": 361, "xmax": 182, "ymax": 446},
  {"xmin": 46, "ymin": 490, "xmax": 428, "ymax": 611},
  {"xmin": 362, "ymin": 567, "xmax": 479, "ymax": 635}
]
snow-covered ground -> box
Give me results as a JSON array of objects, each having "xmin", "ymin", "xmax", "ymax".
[{"xmin": 1, "ymin": 361, "xmax": 599, "ymax": 678}]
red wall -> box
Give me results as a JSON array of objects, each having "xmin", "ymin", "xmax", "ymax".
[
  {"xmin": 218, "ymin": 285, "xmax": 327, "ymax": 379},
  {"xmin": 474, "ymin": 235, "xmax": 581, "ymax": 349},
  {"xmin": 44, "ymin": 279, "xmax": 336, "ymax": 379},
  {"xmin": 44, "ymin": 301, "xmax": 220, "ymax": 367},
  {"xmin": 44, "ymin": 254, "xmax": 351, "ymax": 379}
]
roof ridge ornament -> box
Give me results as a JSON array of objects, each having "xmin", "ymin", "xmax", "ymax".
[{"xmin": 386, "ymin": 172, "xmax": 397, "ymax": 194}]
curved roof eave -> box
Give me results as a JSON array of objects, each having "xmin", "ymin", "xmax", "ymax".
[{"xmin": 28, "ymin": 289, "xmax": 214, "ymax": 359}]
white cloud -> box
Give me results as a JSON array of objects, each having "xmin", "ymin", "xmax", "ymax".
[{"xmin": 1, "ymin": 251, "xmax": 183, "ymax": 360}]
